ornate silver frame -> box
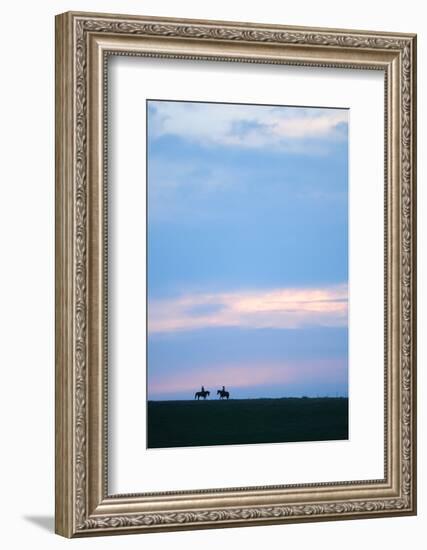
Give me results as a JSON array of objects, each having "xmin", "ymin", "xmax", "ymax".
[{"xmin": 55, "ymin": 11, "xmax": 417, "ymax": 537}]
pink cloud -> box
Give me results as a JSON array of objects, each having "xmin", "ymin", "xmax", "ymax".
[
  {"xmin": 148, "ymin": 284, "xmax": 348, "ymax": 334},
  {"xmin": 149, "ymin": 358, "xmax": 346, "ymax": 396},
  {"xmin": 273, "ymin": 111, "xmax": 348, "ymax": 139},
  {"xmin": 151, "ymin": 102, "xmax": 348, "ymax": 150}
]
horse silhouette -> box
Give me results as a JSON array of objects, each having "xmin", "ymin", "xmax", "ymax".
[
  {"xmin": 217, "ymin": 389, "xmax": 230, "ymax": 400},
  {"xmin": 195, "ymin": 390, "xmax": 210, "ymax": 400}
]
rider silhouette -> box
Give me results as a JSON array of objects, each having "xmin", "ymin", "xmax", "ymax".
[
  {"xmin": 201, "ymin": 385, "xmax": 205, "ymax": 392},
  {"xmin": 222, "ymin": 385, "xmax": 225, "ymax": 392}
]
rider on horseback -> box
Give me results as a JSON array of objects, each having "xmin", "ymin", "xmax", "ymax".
[
  {"xmin": 195, "ymin": 386, "xmax": 210, "ymax": 400},
  {"xmin": 217, "ymin": 386, "xmax": 230, "ymax": 399}
]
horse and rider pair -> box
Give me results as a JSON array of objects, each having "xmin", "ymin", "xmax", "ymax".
[{"xmin": 194, "ymin": 385, "xmax": 230, "ymax": 400}]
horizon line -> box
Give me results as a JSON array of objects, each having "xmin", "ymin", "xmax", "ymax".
[{"xmin": 148, "ymin": 395, "xmax": 348, "ymax": 401}]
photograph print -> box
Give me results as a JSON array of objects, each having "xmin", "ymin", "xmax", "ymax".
[{"xmin": 147, "ymin": 99, "xmax": 349, "ymax": 449}]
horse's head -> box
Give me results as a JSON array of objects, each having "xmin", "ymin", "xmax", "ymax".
[{"xmin": 217, "ymin": 389, "xmax": 220, "ymax": 394}]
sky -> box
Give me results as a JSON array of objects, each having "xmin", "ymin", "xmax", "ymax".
[{"xmin": 147, "ymin": 100, "xmax": 348, "ymax": 400}]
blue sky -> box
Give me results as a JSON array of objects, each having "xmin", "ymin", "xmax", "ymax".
[{"xmin": 147, "ymin": 100, "xmax": 348, "ymax": 400}]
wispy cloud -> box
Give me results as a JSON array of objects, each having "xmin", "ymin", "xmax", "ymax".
[
  {"xmin": 148, "ymin": 284, "xmax": 347, "ymax": 334},
  {"xmin": 148, "ymin": 357, "xmax": 346, "ymax": 397},
  {"xmin": 148, "ymin": 101, "xmax": 348, "ymax": 151}
]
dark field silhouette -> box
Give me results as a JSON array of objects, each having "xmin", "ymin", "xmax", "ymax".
[{"xmin": 147, "ymin": 397, "xmax": 348, "ymax": 449}]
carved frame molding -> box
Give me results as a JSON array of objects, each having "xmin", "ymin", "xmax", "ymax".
[{"xmin": 55, "ymin": 11, "xmax": 416, "ymax": 537}]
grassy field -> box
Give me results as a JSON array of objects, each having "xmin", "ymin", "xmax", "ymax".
[{"xmin": 147, "ymin": 398, "xmax": 348, "ymax": 449}]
